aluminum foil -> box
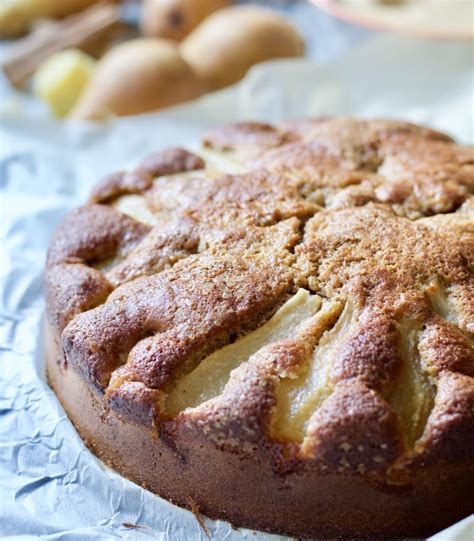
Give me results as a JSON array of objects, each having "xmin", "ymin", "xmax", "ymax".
[{"xmin": 1, "ymin": 35, "xmax": 473, "ymax": 540}]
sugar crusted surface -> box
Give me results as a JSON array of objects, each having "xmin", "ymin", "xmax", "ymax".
[{"xmin": 45, "ymin": 117, "xmax": 474, "ymax": 480}]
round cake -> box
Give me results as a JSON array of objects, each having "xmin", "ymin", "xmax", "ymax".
[{"xmin": 45, "ymin": 117, "xmax": 474, "ymax": 539}]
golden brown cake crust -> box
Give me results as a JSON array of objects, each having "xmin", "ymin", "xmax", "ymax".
[{"xmin": 45, "ymin": 118, "xmax": 474, "ymax": 538}]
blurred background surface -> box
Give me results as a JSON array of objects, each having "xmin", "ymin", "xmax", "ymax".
[{"xmin": 1, "ymin": 0, "xmax": 471, "ymax": 121}]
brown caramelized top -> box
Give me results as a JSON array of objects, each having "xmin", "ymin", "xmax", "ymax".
[{"xmin": 45, "ymin": 118, "xmax": 474, "ymax": 481}]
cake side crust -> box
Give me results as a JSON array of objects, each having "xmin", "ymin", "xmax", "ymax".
[{"xmin": 45, "ymin": 322, "xmax": 474, "ymax": 539}]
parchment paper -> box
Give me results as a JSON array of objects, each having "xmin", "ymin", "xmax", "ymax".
[{"xmin": 1, "ymin": 34, "xmax": 473, "ymax": 540}]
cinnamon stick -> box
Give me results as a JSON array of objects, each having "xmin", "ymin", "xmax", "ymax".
[{"xmin": 1, "ymin": 3, "xmax": 122, "ymax": 88}]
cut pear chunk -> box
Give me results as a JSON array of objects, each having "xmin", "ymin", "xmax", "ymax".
[
  {"xmin": 33, "ymin": 49, "xmax": 96, "ymax": 117},
  {"xmin": 424, "ymin": 280, "xmax": 459, "ymax": 325},
  {"xmin": 197, "ymin": 147, "xmax": 249, "ymax": 174},
  {"xmin": 165, "ymin": 289, "xmax": 322, "ymax": 416},
  {"xmin": 271, "ymin": 300, "xmax": 352, "ymax": 443},
  {"xmin": 386, "ymin": 322, "xmax": 435, "ymax": 449},
  {"xmin": 113, "ymin": 194, "xmax": 159, "ymax": 226}
]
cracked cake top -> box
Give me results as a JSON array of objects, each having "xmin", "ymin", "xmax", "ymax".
[{"xmin": 45, "ymin": 117, "xmax": 474, "ymax": 482}]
